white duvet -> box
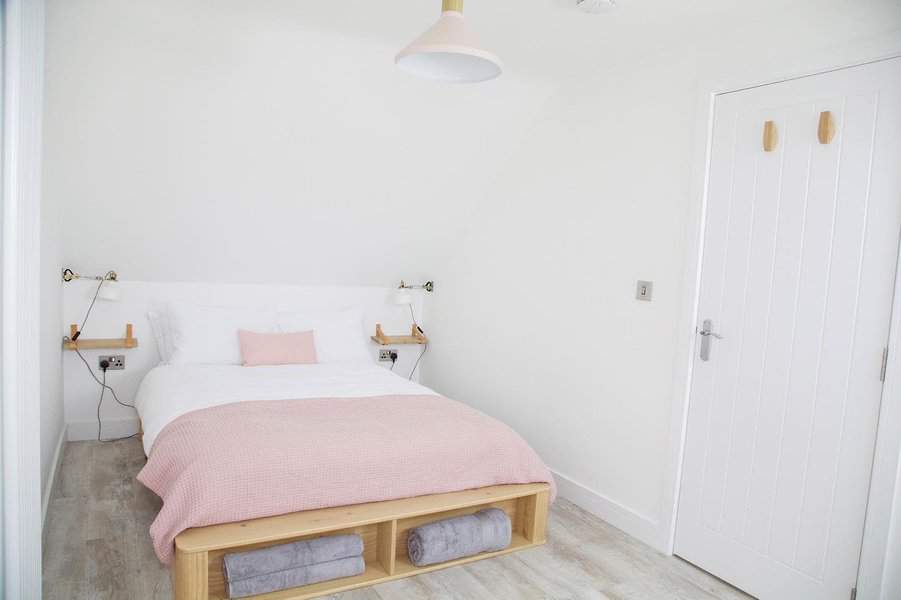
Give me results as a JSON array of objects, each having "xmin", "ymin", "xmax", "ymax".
[{"xmin": 135, "ymin": 362, "xmax": 436, "ymax": 454}]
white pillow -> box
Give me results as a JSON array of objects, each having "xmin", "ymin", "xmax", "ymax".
[
  {"xmin": 147, "ymin": 310, "xmax": 174, "ymax": 364},
  {"xmin": 167, "ymin": 303, "xmax": 278, "ymax": 365},
  {"xmin": 277, "ymin": 308, "xmax": 371, "ymax": 364}
]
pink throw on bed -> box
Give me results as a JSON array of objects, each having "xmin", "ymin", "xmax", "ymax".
[{"xmin": 137, "ymin": 395, "xmax": 555, "ymax": 564}]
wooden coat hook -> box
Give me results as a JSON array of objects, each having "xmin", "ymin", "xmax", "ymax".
[
  {"xmin": 818, "ymin": 111, "xmax": 836, "ymax": 144},
  {"xmin": 763, "ymin": 120, "xmax": 778, "ymax": 152}
]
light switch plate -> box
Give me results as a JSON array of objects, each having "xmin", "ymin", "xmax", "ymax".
[{"xmin": 636, "ymin": 280, "xmax": 653, "ymax": 301}]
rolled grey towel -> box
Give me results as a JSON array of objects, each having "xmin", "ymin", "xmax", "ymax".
[
  {"xmin": 223, "ymin": 534, "xmax": 363, "ymax": 582},
  {"xmin": 226, "ymin": 555, "xmax": 365, "ymax": 599},
  {"xmin": 407, "ymin": 508, "xmax": 512, "ymax": 567}
]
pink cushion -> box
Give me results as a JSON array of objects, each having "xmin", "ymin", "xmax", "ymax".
[{"xmin": 238, "ymin": 330, "xmax": 318, "ymax": 366}]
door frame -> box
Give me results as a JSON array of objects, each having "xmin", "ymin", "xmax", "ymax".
[
  {"xmin": 2, "ymin": 0, "xmax": 45, "ymax": 597},
  {"xmin": 661, "ymin": 52, "xmax": 901, "ymax": 600}
]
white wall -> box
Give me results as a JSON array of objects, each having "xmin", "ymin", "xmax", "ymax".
[
  {"xmin": 39, "ymin": 138, "xmax": 65, "ymax": 522},
  {"xmin": 39, "ymin": 28, "xmax": 65, "ymax": 518},
  {"xmin": 425, "ymin": 54, "xmax": 699, "ymax": 539},
  {"xmin": 42, "ymin": 0, "xmax": 553, "ymax": 288},
  {"xmin": 61, "ymin": 280, "xmax": 428, "ymax": 441},
  {"xmin": 422, "ymin": 9, "xmax": 901, "ymax": 553}
]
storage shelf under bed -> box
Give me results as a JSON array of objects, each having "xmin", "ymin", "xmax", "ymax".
[{"xmin": 174, "ymin": 483, "xmax": 550, "ymax": 600}]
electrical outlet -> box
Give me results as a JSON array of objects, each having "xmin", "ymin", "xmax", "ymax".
[
  {"xmin": 99, "ymin": 355, "xmax": 125, "ymax": 370},
  {"xmin": 379, "ymin": 349, "xmax": 398, "ymax": 362}
]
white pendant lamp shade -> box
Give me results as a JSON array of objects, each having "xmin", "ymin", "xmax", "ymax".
[{"xmin": 396, "ymin": 0, "xmax": 502, "ymax": 83}]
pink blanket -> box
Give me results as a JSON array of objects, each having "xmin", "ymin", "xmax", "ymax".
[{"xmin": 137, "ymin": 395, "xmax": 555, "ymax": 564}]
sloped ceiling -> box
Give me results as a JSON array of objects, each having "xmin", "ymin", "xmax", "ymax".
[
  {"xmin": 46, "ymin": 0, "xmax": 901, "ymax": 286},
  {"xmin": 48, "ymin": 0, "xmax": 554, "ymax": 285}
]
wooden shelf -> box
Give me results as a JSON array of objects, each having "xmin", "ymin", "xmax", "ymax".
[
  {"xmin": 370, "ymin": 323, "xmax": 428, "ymax": 346},
  {"xmin": 175, "ymin": 483, "xmax": 549, "ymax": 600},
  {"xmin": 63, "ymin": 323, "xmax": 138, "ymax": 351}
]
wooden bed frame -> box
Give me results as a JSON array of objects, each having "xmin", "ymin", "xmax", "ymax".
[{"xmin": 173, "ymin": 482, "xmax": 550, "ymax": 600}]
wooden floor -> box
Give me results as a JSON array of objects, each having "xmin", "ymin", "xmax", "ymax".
[{"xmin": 43, "ymin": 440, "xmax": 752, "ymax": 600}]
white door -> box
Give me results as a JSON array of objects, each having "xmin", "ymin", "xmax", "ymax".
[{"xmin": 675, "ymin": 57, "xmax": 901, "ymax": 600}]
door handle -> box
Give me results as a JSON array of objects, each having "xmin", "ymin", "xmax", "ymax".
[{"xmin": 698, "ymin": 319, "xmax": 723, "ymax": 362}]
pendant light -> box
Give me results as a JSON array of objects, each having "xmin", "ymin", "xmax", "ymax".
[{"xmin": 395, "ymin": 0, "xmax": 502, "ymax": 83}]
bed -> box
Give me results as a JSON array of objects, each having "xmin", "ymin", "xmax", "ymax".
[{"xmin": 135, "ymin": 360, "xmax": 554, "ymax": 600}]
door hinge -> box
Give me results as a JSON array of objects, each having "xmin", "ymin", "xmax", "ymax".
[
  {"xmin": 881, "ymin": 347, "xmax": 889, "ymax": 382},
  {"xmin": 850, "ymin": 586, "xmax": 857, "ymax": 600}
]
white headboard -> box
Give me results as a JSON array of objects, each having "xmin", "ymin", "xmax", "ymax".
[{"xmin": 62, "ymin": 280, "xmax": 428, "ymax": 440}]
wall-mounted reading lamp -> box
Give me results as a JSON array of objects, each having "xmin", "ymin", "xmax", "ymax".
[
  {"xmin": 395, "ymin": 280, "xmax": 434, "ymax": 309},
  {"xmin": 62, "ymin": 268, "xmax": 121, "ymax": 340},
  {"xmin": 398, "ymin": 280, "xmax": 434, "ymax": 293},
  {"xmin": 62, "ymin": 268, "xmax": 118, "ymax": 284},
  {"xmin": 394, "ymin": 280, "xmax": 433, "ymax": 335},
  {"xmin": 389, "ymin": 281, "xmax": 433, "ymax": 380}
]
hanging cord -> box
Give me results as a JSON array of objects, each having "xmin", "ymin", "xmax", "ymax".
[
  {"xmin": 69, "ymin": 345, "xmax": 139, "ymax": 442},
  {"xmin": 406, "ymin": 303, "xmax": 426, "ymax": 379},
  {"xmin": 409, "ymin": 341, "xmax": 427, "ymax": 380},
  {"xmin": 96, "ymin": 369, "xmax": 139, "ymax": 443},
  {"xmin": 71, "ymin": 270, "xmax": 115, "ymax": 341},
  {"xmin": 409, "ymin": 304, "xmax": 425, "ymax": 335}
]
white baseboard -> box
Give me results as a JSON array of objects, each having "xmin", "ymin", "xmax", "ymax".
[
  {"xmin": 42, "ymin": 427, "xmax": 67, "ymax": 529},
  {"xmin": 67, "ymin": 416, "xmax": 141, "ymax": 442},
  {"xmin": 552, "ymin": 469, "xmax": 664, "ymax": 552}
]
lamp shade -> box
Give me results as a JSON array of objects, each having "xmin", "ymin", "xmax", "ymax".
[
  {"xmin": 97, "ymin": 280, "xmax": 121, "ymax": 301},
  {"xmin": 394, "ymin": 289, "xmax": 414, "ymax": 306},
  {"xmin": 395, "ymin": 10, "xmax": 502, "ymax": 83}
]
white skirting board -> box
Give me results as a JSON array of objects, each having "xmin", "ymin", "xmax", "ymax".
[
  {"xmin": 42, "ymin": 429, "xmax": 67, "ymax": 529},
  {"xmin": 552, "ymin": 469, "xmax": 664, "ymax": 552},
  {"xmin": 67, "ymin": 417, "xmax": 141, "ymax": 442}
]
